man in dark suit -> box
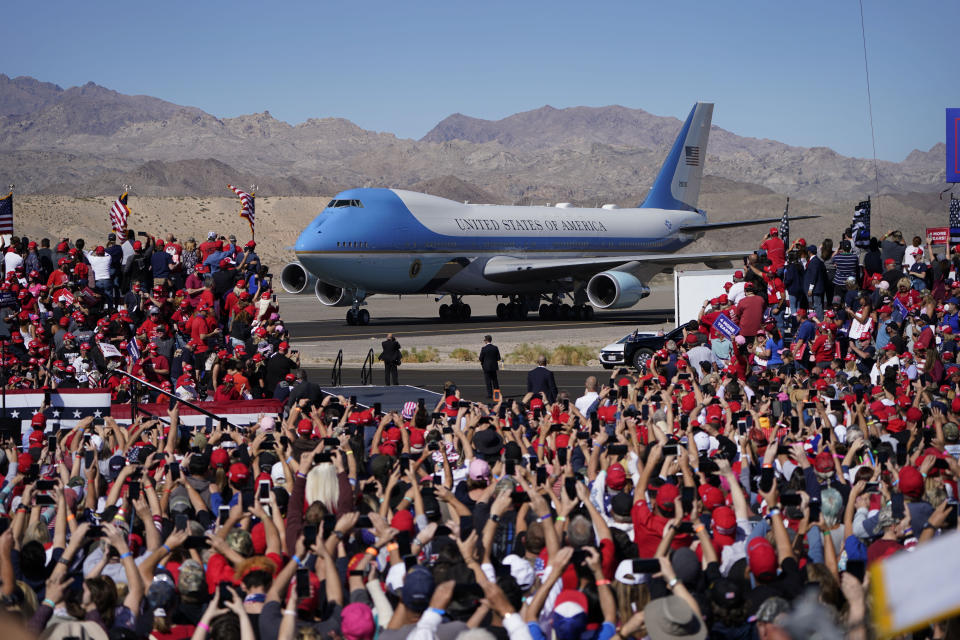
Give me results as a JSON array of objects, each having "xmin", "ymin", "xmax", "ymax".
[
  {"xmin": 478, "ymin": 335, "xmax": 502, "ymax": 399},
  {"xmin": 803, "ymin": 245, "xmax": 827, "ymax": 319},
  {"xmin": 379, "ymin": 333, "xmax": 401, "ymax": 385},
  {"xmin": 527, "ymin": 355, "xmax": 558, "ymax": 403}
]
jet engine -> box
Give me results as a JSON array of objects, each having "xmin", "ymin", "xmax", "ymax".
[
  {"xmin": 586, "ymin": 271, "xmax": 651, "ymax": 310},
  {"xmin": 314, "ymin": 280, "xmax": 354, "ymax": 306},
  {"xmin": 280, "ymin": 262, "xmax": 316, "ymax": 294}
]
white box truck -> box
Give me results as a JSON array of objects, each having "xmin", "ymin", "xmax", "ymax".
[{"xmin": 674, "ymin": 268, "xmax": 739, "ymax": 327}]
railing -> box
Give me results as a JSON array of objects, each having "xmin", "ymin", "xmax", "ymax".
[
  {"xmin": 360, "ymin": 348, "xmax": 375, "ymax": 385},
  {"xmin": 113, "ymin": 369, "xmax": 241, "ymax": 429},
  {"xmin": 331, "ymin": 349, "xmax": 343, "ymax": 387}
]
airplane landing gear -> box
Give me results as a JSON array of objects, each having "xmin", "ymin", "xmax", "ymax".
[
  {"xmin": 438, "ymin": 296, "xmax": 471, "ymax": 322},
  {"xmin": 345, "ymin": 293, "xmax": 370, "ymax": 325},
  {"xmin": 496, "ymin": 295, "xmax": 531, "ymax": 320},
  {"xmin": 537, "ymin": 292, "xmax": 594, "ymax": 321}
]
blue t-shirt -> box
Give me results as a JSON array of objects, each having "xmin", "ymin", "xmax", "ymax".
[
  {"xmin": 795, "ymin": 319, "xmax": 816, "ymax": 343},
  {"xmin": 765, "ymin": 338, "xmax": 785, "ymax": 366}
]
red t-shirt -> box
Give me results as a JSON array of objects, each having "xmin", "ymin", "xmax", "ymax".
[
  {"xmin": 199, "ymin": 241, "xmax": 220, "ymax": 262},
  {"xmin": 760, "ymin": 237, "xmax": 786, "ymax": 270},
  {"xmin": 632, "ymin": 500, "xmax": 692, "ymax": 558},
  {"xmin": 734, "ymin": 295, "xmax": 765, "ymax": 337}
]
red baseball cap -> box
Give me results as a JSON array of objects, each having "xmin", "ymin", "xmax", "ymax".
[
  {"xmin": 656, "ymin": 482, "xmax": 679, "ymax": 512},
  {"xmin": 211, "ymin": 449, "xmax": 230, "ymax": 468},
  {"xmin": 228, "ymin": 462, "xmax": 250, "ymax": 484},
  {"xmin": 605, "ymin": 463, "xmax": 627, "ymax": 491},
  {"xmin": 747, "ymin": 537, "xmax": 778, "ymax": 579}
]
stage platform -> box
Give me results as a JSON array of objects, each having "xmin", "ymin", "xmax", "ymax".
[{"xmin": 320, "ymin": 385, "xmax": 443, "ymax": 412}]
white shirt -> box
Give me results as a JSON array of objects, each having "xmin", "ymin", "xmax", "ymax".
[
  {"xmin": 728, "ymin": 281, "xmax": 746, "ymax": 305},
  {"xmin": 121, "ymin": 240, "xmax": 135, "ymax": 268},
  {"xmin": 3, "ymin": 251, "xmax": 23, "ymax": 274},
  {"xmin": 575, "ymin": 391, "xmax": 598, "ymax": 415},
  {"xmin": 86, "ymin": 253, "xmax": 112, "ymax": 280}
]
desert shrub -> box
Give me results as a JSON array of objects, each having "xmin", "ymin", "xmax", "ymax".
[
  {"xmin": 449, "ymin": 348, "xmax": 477, "ymax": 362},
  {"xmin": 400, "ymin": 347, "xmax": 439, "ymax": 363}
]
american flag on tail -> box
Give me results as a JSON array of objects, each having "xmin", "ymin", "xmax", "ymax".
[
  {"xmin": 109, "ymin": 191, "xmax": 130, "ymax": 235},
  {"xmin": 779, "ymin": 197, "xmax": 790, "ymax": 249},
  {"xmin": 228, "ymin": 185, "xmax": 255, "ymax": 234},
  {"xmin": 684, "ymin": 146, "xmax": 700, "ymax": 167},
  {"xmin": 0, "ymin": 191, "xmax": 12, "ymax": 234},
  {"xmin": 950, "ymin": 197, "xmax": 960, "ymax": 246}
]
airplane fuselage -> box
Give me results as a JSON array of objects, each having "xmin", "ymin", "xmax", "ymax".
[{"xmin": 294, "ymin": 188, "xmax": 705, "ymax": 295}]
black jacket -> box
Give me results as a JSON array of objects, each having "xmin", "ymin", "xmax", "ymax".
[
  {"xmin": 380, "ymin": 338, "xmax": 401, "ymax": 366},
  {"xmin": 527, "ymin": 366, "xmax": 558, "ymax": 403},
  {"xmin": 479, "ymin": 344, "xmax": 501, "ymax": 372}
]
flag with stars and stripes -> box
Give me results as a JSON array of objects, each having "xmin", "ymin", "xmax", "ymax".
[
  {"xmin": 851, "ymin": 199, "xmax": 871, "ymax": 249},
  {"xmin": 110, "ymin": 398, "xmax": 283, "ymax": 428},
  {"xmin": 779, "ymin": 198, "xmax": 790, "ymax": 249},
  {"xmin": 227, "ymin": 185, "xmax": 255, "ymax": 234},
  {"xmin": 950, "ymin": 198, "xmax": 960, "ymax": 246},
  {"xmin": 109, "ymin": 191, "xmax": 130, "ymax": 235},
  {"xmin": 0, "ymin": 191, "xmax": 12, "ymax": 234},
  {"xmin": 684, "ymin": 146, "xmax": 700, "ymax": 167},
  {"xmin": 0, "ymin": 389, "xmax": 112, "ymax": 430}
]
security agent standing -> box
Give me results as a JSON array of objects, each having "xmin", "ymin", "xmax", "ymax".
[
  {"xmin": 478, "ymin": 334, "xmax": 502, "ymax": 399},
  {"xmin": 379, "ymin": 333, "xmax": 401, "ymax": 386}
]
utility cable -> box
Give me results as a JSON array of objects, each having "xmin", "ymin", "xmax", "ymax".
[{"xmin": 858, "ymin": 0, "xmax": 881, "ymax": 215}]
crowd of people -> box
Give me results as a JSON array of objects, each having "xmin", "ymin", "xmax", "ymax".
[
  {"xmin": 0, "ymin": 220, "xmax": 957, "ymax": 640},
  {"xmin": 1, "ymin": 230, "xmax": 301, "ymax": 402}
]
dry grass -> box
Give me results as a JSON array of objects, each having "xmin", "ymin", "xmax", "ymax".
[
  {"xmin": 505, "ymin": 343, "xmax": 595, "ymax": 365},
  {"xmin": 449, "ymin": 348, "xmax": 477, "ymax": 362},
  {"xmin": 401, "ymin": 347, "xmax": 440, "ymax": 363}
]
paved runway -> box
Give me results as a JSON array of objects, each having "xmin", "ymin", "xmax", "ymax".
[
  {"xmin": 279, "ymin": 287, "xmax": 674, "ymax": 342},
  {"xmin": 305, "ymin": 366, "xmax": 602, "ymax": 402}
]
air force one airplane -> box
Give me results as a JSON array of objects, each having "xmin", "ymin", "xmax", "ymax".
[{"xmin": 283, "ymin": 103, "xmax": 814, "ymax": 325}]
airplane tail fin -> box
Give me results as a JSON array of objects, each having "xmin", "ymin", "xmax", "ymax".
[{"xmin": 640, "ymin": 102, "xmax": 713, "ymax": 211}]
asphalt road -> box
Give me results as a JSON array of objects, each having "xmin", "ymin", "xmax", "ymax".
[
  {"xmin": 277, "ymin": 287, "xmax": 675, "ymax": 343},
  {"xmin": 304, "ymin": 366, "xmax": 600, "ymax": 401}
]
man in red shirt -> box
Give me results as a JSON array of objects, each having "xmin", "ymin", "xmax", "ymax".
[
  {"xmin": 733, "ymin": 283, "xmax": 765, "ymax": 339},
  {"xmin": 199, "ymin": 232, "xmax": 220, "ymax": 262},
  {"xmin": 190, "ymin": 306, "xmax": 219, "ymax": 359},
  {"xmin": 760, "ymin": 227, "xmax": 786, "ymax": 271},
  {"xmin": 142, "ymin": 343, "xmax": 170, "ymax": 386}
]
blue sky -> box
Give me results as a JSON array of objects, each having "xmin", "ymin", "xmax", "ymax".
[{"xmin": 3, "ymin": 0, "xmax": 956, "ymax": 161}]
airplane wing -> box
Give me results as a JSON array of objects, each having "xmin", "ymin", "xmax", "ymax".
[
  {"xmin": 678, "ymin": 215, "xmax": 818, "ymax": 233},
  {"xmin": 483, "ymin": 251, "xmax": 753, "ymax": 284}
]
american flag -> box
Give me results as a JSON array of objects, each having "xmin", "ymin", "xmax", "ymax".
[
  {"xmin": 950, "ymin": 197, "xmax": 960, "ymax": 246},
  {"xmin": 779, "ymin": 197, "xmax": 790, "ymax": 249},
  {"xmin": 0, "ymin": 191, "xmax": 12, "ymax": 234},
  {"xmin": 109, "ymin": 191, "xmax": 130, "ymax": 235},
  {"xmin": 851, "ymin": 199, "xmax": 871, "ymax": 249},
  {"xmin": 228, "ymin": 185, "xmax": 255, "ymax": 232},
  {"xmin": 0, "ymin": 389, "xmax": 112, "ymax": 430},
  {"xmin": 684, "ymin": 146, "xmax": 700, "ymax": 167}
]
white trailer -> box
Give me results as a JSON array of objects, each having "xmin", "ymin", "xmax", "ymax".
[{"xmin": 673, "ymin": 267, "xmax": 739, "ymax": 328}]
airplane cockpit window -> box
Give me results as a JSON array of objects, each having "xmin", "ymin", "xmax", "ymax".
[{"xmin": 325, "ymin": 199, "xmax": 364, "ymax": 209}]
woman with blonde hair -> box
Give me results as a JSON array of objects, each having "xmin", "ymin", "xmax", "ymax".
[{"xmin": 305, "ymin": 462, "xmax": 340, "ymax": 514}]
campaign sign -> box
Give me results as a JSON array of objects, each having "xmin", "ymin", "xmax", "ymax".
[
  {"xmin": 948, "ymin": 108, "xmax": 960, "ymax": 183},
  {"xmin": 927, "ymin": 226, "xmax": 949, "ymax": 245},
  {"xmin": 712, "ymin": 314, "xmax": 740, "ymax": 338},
  {"xmin": 0, "ymin": 291, "xmax": 14, "ymax": 308}
]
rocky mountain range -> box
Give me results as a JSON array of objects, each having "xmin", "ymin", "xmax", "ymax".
[{"xmin": 0, "ymin": 73, "xmax": 948, "ymax": 220}]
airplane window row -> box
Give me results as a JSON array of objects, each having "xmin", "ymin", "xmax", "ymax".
[
  {"xmin": 326, "ymin": 199, "xmax": 364, "ymax": 208},
  {"xmin": 337, "ymin": 241, "xmax": 369, "ymax": 248}
]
